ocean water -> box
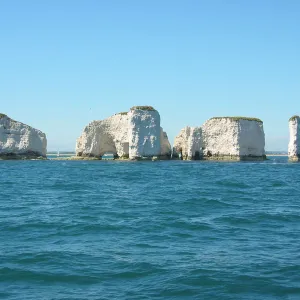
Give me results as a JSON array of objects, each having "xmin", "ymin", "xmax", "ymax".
[{"xmin": 1, "ymin": 157, "xmax": 300, "ymax": 300}]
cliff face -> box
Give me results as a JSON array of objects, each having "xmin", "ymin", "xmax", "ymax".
[
  {"xmin": 128, "ymin": 108, "xmax": 161, "ymax": 158},
  {"xmin": 76, "ymin": 113, "xmax": 129, "ymax": 158},
  {"xmin": 173, "ymin": 117, "xmax": 265, "ymax": 160},
  {"xmin": 202, "ymin": 118, "xmax": 265, "ymax": 159},
  {"xmin": 76, "ymin": 107, "xmax": 171, "ymax": 159},
  {"xmin": 160, "ymin": 128, "xmax": 172, "ymax": 157},
  {"xmin": 288, "ymin": 116, "xmax": 300, "ymax": 161},
  {"xmin": 173, "ymin": 126, "xmax": 202, "ymax": 160},
  {"xmin": 0, "ymin": 114, "xmax": 47, "ymax": 158},
  {"xmin": 237, "ymin": 119, "xmax": 265, "ymax": 157}
]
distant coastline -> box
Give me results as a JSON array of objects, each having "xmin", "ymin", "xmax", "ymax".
[
  {"xmin": 47, "ymin": 152, "xmax": 288, "ymax": 156},
  {"xmin": 45, "ymin": 152, "xmax": 289, "ymax": 160},
  {"xmin": 265, "ymin": 151, "xmax": 288, "ymax": 157}
]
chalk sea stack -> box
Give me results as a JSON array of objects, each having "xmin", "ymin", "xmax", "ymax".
[
  {"xmin": 174, "ymin": 117, "xmax": 265, "ymax": 161},
  {"xmin": 76, "ymin": 106, "xmax": 171, "ymax": 159},
  {"xmin": 173, "ymin": 126, "xmax": 202, "ymax": 160},
  {"xmin": 0, "ymin": 113, "xmax": 47, "ymax": 159},
  {"xmin": 288, "ymin": 115, "xmax": 300, "ymax": 161}
]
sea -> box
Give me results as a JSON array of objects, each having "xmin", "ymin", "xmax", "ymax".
[{"xmin": 1, "ymin": 156, "xmax": 300, "ymax": 299}]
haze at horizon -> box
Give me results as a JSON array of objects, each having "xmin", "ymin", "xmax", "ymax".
[{"xmin": 1, "ymin": 0, "xmax": 299, "ymax": 151}]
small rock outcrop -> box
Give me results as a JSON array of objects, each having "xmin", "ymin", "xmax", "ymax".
[
  {"xmin": 288, "ymin": 115, "xmax": 300, "ymax": 161},
  {"xmin": 0, "ymin": 113, "xmax": 47, "ymax": 159},
  {"xmin": 160, "ymin": 128, "xmax": 172, "ymax": 158},
  {"xmin": 173, "ymin": 126, "xmax": 202, "ymax": 160},
  {"xmin": 173, "ymin": 117, "xmax": 265, "ymax": 160},
  {"xmin": 76, "ymin": 106, "xmax": 171, "ymax": 159}
]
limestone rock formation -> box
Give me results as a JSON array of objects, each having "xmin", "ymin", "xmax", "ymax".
[
  {"xmin": 76, "ymin": 106, "xmax": 171, "ymax": 159},
  {"xmin": 173, "ymin": 117, "xmax": 265, "ymax": 160},
  {"xmin": 173, "ymin": 126, "xmax": 202, "ymax": 160},
  {"xmin": 288, "ymin": 115, "xmax": 300, "ymax": 161},
  {"xmin": 76, "ymin": 113, "xmax": 129, "ymax": 158},
  {"xmin": 160, "ymin": 128, "xmax": 172, "ymax": 157},
  {"xmin": 128, "ymin": 108, "xmax": 161, "ymax": 159},
  {"xmin": 0, "ymin": 114, "xmax": 47, "ymax": 159},
  {"xmin": 202, "ymin": 117, "xmax": 265, "ymax": 160}
]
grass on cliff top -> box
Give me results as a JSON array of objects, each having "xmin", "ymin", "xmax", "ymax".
[
  {"xmin": 289, "ymin": 115, "xmax": 300, "ymax": 121},
  {"xmin": 116, "ymin": 112, "xmax": 128, "ymax": 115},
  {"xmin": 130, "ymin": 106, "xmax": 156, "ymax": 111},
  {"xmin": 210, "ymin": 116, "xmax": 263, "ymax": 122},
  {"xmin": 0, "ymin": 113, "xmax": 7, "ymax": 119}
]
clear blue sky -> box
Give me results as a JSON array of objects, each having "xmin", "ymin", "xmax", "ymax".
[{"xmin": 1, "ymin": 0, "xmax": 299, "ymax": 151}]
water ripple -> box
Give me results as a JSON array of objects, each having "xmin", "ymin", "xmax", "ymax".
[{"xmin": 1, "ymin": 157, "xmax": 300, "ymax": 299}]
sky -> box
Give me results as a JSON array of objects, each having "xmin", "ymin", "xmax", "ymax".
[{"xmin": 0, "ymin": 0, "xmax": 299, "ymax": 151}]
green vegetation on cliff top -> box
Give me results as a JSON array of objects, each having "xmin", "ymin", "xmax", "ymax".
[
  {"xmin": 0, "ymin": 113, "xmax": 7, "ymax": 119},
  {"xmin": 289, "ymin": 115, "xmax": 300, "ymax": 121},
  {"xmin": 210, "ymin": 116, "xmax": 263, "ymax": 122},
  {"xmin": 130, "ymin": 106, "xmax": 156, "ymax": 111}
]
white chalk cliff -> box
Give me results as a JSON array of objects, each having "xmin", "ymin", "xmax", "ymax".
[
  {"xmin": 76, "ymin": 113, "xmax": 129, "ymax": 158},
  {"xmin": 160, "ymin": 128, "xmax": 172, "ymax": 157},
  {"xmin": 174, "ymin": 117, "xmax": 265, "ymax": 160},
  {"xmin": 128, "ymin": 109, "xmax": 161, "ymax": 158},
  {"xmin": 76, "ymin": 106, "xmax": 171, "ymax": 159},
  {"xmin": 173, "ymin": 126, "xmax": 202, "ymax": 160},
  {"xmin": 0, "ymin": 114, "xmax": 47, "ymax": 158},
  {"xmin": 288, "ymin": 116, "xmax": 300, "ymax": 161}
]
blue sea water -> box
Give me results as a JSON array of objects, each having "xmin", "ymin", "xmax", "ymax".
[{"xmin": 1, "ymin": 157, "xmax": 300, "ymax": 299}]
